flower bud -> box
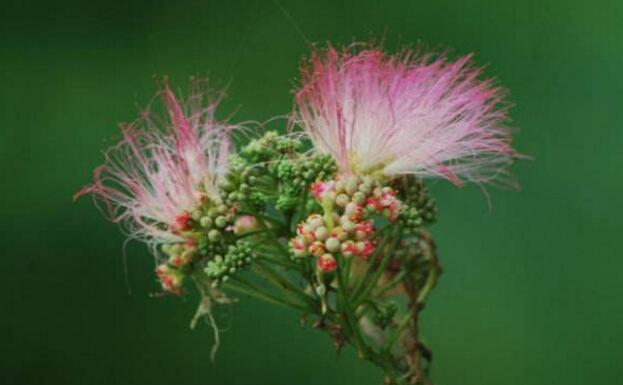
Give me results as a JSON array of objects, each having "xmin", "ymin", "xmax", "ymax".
[
  {"xmin": 291, "ymin": 237, "xmax": 307, "ymax": 257},
  {"xmin": 358, "ymin": 182, "xmax": 372, "ymax": 194},
  {"xmin": 314, "ymin": 226, "xmax": 329, "ymax": 241},
  {"xmin": 309, "ymin": 241, "xmax": 326, "ymax": 257},
  {"xmin": 233, "ymin": 215, "xmax": 258, "ymax": 235},
  {"xmin": 334, "ymin": 179, "xmax": 345, "ymax": 193},
  {"xmin": 310, "ymin": 181, "xmax": 334, "ymax": 201},
  {"xmin": 200, "ymin": 216, "xmax": 213, "ymax": 229},
  {"xmin": 317, "ymin": 253, "xmax": 337, "ymax": 272},
  {"xmin": 215, "ymin": 216, "xmax": 228, "ymax": 228},
  {"xmin": 325, "ymin": 237, "xmax": 341, "ymax": 253},
  {"xmin": 217, "ymin": 204, "xmax": 229, "ymax": 214},
  {"xmin": 208, "ymin": 229, "xmax": 221, "ymax": 242},
  {"xmin": 155, "ymin": 264, "xmax": 183, "ymax": 293},
  {"xmin": 341, "ymin": 218, "xmax": 356, "ymax": 233},
  {"xmin": 168, "ymin": 254, "xmax": 184, "ymax": 267},
  {"xmin": 356, "ymin": 240, "xmax": 375, "ymax": 259},
  {"xmin": 308, "ymin": 214, "xmax": 325, "ymax": 229},
  {"xmin": 331, "ymin": 227, "xmax": 348, "ymax": 242},
  {"xmin": 335, "ymin": 193, "xmax": 350, "ymax": 207},
  {"xmin": 344, "ymin": 176, "xmax": 359, "ymax": 195},
  {"xmin": 172, "ymin": 213, "xmax": 192, "ymax": 232},
  {"xmin": 345, "ymin": 202, "xmax": 362, "ymax": 219},
  {"xmin": 341, "ymin": 240, "xmax": 357, "ymax": 257},
  {"xmin": 352, "ymin": 191, "xmax": 366, "ymax": 205},
  {"xmin": 354, "ymin": 221, "xmax": 374, "ymax": 240}
]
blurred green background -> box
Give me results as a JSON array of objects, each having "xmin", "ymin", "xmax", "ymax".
[{"xmin": 2, "ymin": 0, "xmax": 622, "ymax": 384}]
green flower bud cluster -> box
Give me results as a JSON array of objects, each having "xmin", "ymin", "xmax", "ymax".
[
  {"xmin": 292, "ymin": 175, "xmax": 408, "ymax": 272},
  {"xmin": 239, "ymin": 131, "xmax": 303, "ymax": 163},
  {"xmin": 154, "ymin": 197, "xmax": 236, "ymax": 293},
  {"xmin": 274, "ymin": 153, "xmax": 336, "ymax": 210},
  {"xmin": 220, "ymin": 159, "xmax": 265, "ymax": 209},
  {"xmin": 400, "ymin": 206, "xmax": 423, "ymax": 234},
  {"xmin": 204, "ymin": 241, "xmax": 257, "ymax": 287},
  {"xmin": 195, "ymin": 201, "xmax": 235, "ymax": 242},
  {"xmin": 397, "ymin": 177, "xmax": 437, "ymax": 226},
  {"xmin": 392, "ymin": 235, "xmax": 436, "ymax": 275},
  {"xmin": 219, "ymin": 132, "xmax": 336, "ymax": 212}
]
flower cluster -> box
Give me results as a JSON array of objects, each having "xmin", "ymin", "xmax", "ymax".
[
  {"xmin": 154, "ymin": 200, "xmax": 236, "ymax": 292},
  {"xmin": 220, "ymin": 131, "xmax": 336, "ymax": 212},
  {"xmin": 205, "ymin": 241, "xmax": 256, "ymax": 287},
  {"xmin": 290, "ymin": 175, "xmax": 403, "ymax": 272},
  {"xmin": 77, "ymin": 42, "xmax": 521, "ymax": 385},
  {"xmin": 75, "ymin": 79, "xmax": 238, "ymax": 293}
]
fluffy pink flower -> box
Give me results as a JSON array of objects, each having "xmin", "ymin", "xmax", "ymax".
[
  {"xmin": 294, "ymin": 44, "xmax": 518, "ymax": 185},
  {"xmin": 75, "ymin": 79, "xmax": 235, "ymax": 246}
]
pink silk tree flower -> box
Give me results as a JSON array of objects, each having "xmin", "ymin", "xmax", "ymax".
[
  {"xmin": 293, "ymin": 44, "xmax": 518, "ymax": 186},
  {"xmin": 75, "ymin": 79, "xmax": 234, "ymax": 248}
]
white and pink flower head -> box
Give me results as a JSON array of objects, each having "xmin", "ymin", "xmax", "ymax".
[
  {"xmin": 75, "ymin": 79, "xmax": 235, "ymax": 247},
  {"xmin": 294, "ymin": 44, "xmax": 518, "ymax": 186}
]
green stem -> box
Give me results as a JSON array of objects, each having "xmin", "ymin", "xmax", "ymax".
[
  {"xmin": 353, "ymin": 227, "xmax": 403, "ymax": 308},
  {"xmin": 322, "ymin": 196, "xmax": 335, "ymax": 230},
  {"xmin": 374, "ymin": 269, "xmax": 408, "ymax": 298},
  {"xmin": 256, "ymin": 252, "xmax": 302, "ymax": 271},
  {"xmin": 384, "ymin": 312, "xmax": 413, "ymax": 354},
  {"xmin": 253, "ymin": 260, "xmax": 319, "ymax": 310},
  {"xmin": 225, "ymin": 276, "xmax": 309, "ymax": 312},
  {"xmin": 351, "ymin": 228, "xmax": 392, "ymax": 299},
  {"xmin": 335, "ymin": 257, "xmax": 368, "ymax": 354}
]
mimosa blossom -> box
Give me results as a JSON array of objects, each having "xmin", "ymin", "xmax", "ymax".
[
  {"xmin": 294, "ymin": 44, "xmax": 517, "ymax": 185},
  {"xmin": 75, "ymin": 80, "xmax": 234, "ymax": 246}
]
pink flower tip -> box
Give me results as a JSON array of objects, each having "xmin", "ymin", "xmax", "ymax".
[
  {"xmin": 293, "ymin": 43, "xmax": 521, "ymax": 186},
  {"xmin": 76, "ymin": 78, "xmax": 237, "ymax": 247}
]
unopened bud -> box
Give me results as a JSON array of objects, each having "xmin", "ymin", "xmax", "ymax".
[
  {"xmin": 325, "ymin": 237, "xmax": 341, "ymax": 253},
  {"xmin": 344, "ymin": 177, "xmax": 359, "ymax": 195},
  {"xmin": 341, "ymin": 240, "xmax": 357, "ymax": 257},
  {"xmin": 200, "ymin": 216, "xmax": 213, "ymax": 229},
  {"xmin": 352, "ymin": 191, "xmax": 366, "ymax": 205},
  {"xmin": 358, "ymin": 182, "xmax": 372, "ymax": 194},
  {"xmin": 314, "ymin": 226, "xmax": 329, "ymax": 241},
  {"xmin": 317, "ymin": 253, "xmax": 337, "ymax": 272},
  {"xmin": 335, "ymin": 193, "xmax": 350, "ymax": 207},
  {"xmin": 308, "ymin": 215, "xmax": 325, "ymax": 229},
  {"xmin": 345, "ymin": 202, "xmax": 361, "ymax": 216},
  {"xmin": 341, "ymin": 218, "xmax": 356, "ymax": 233},
  {"xmin": 208, "ymin": 229, "xmax": 221, "ymax": 242},
  {"xmin": 331, "ymin": 227, "xmax": 348, "ymax": 242},
  {"xmin": 233, "ymin": 215, "xmax": 258, "ymax": 235},
  {"xmin": 291, "ymin": 239, "xmax": 307, "ymax": 257},
  {"xmin": 309, "ymin": 241, "xmax": 326, "ymax": 257},
  {"xmin": 217, "ymin": 204, "xmax": 229, "ymax": 214},
  {"xmin": 215, "ymin": 216, "xmax": 228, "ymax": 229}
]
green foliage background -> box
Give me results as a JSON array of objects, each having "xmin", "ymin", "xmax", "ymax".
[{"xmin": 2, "ymin": 1, "xmax": 621, "ymax": 384}]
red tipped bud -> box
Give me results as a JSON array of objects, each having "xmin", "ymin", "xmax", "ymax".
[
  {"xmin": 291, "ymin": 237, "xmax": 308, "ymax": 256},
  {"xmin": 356, "ymin": 240, "xmax": 375, "ymax": 259},
  {"xmin": 233, "ymin": 215, "xmax": 258, "ymax": 235},
  {"xmin": 309, "ymin": 241, "xmax": 326, "ymax": 257},
  {"xmin": 172, "ymin": 212, "xmax": 192, "ymax": 232},
  {"xmin": 317, "ymin": 253, "xmax": 337, "ymax": 272}
]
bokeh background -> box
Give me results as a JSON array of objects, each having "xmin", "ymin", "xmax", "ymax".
[{"xmin": 2, "ymin": 1, "xmax": 622, "ymax": 384}]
